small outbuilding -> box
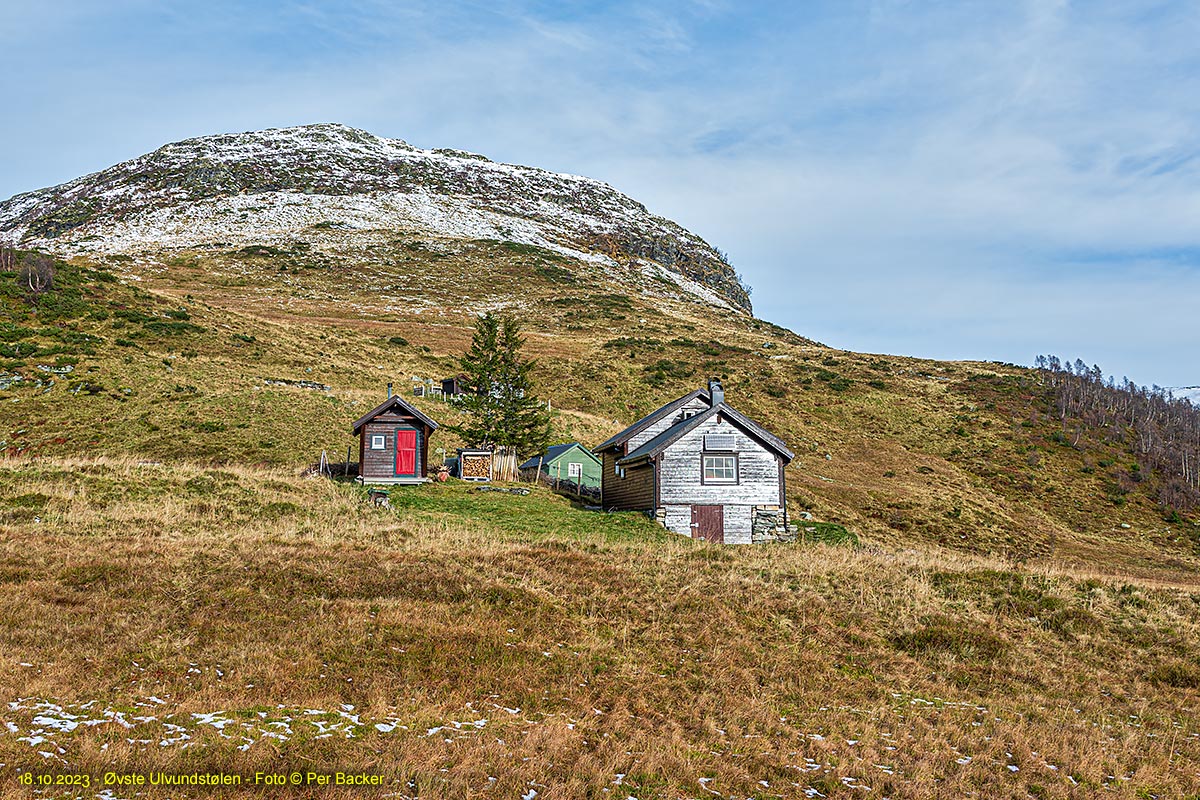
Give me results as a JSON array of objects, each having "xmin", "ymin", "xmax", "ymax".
[
  {"xmin": 594, "ymin": 379, "xmax": 794, "ymax": 544},
  {"xmin": 456, "ymin": 449, "xmax": 494, "ymax": 482},
  {"xmin": 518, "ymin": 442, "xmax": 602, "ymax": 490},
  {"xmin": 352, "ymin": 394, "xmax": 439, "ymax": 484}
]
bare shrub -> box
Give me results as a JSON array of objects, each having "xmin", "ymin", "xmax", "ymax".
[{"xmin": 19, "ymin": 253, "xmax": 54, "ymax": 297}]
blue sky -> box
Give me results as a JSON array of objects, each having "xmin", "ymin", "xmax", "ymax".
[{"xmin": 2, "ymin": 0, "xmax": 1199, "ymax": 387}]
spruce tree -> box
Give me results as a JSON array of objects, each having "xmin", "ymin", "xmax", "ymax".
[
  {"xmin": 494, "ymin": 318, "xmax": 550, "ymax": 456},
  {"xmin": 453, "ymin": 313, "xmax": 549, "ymax": 457}
]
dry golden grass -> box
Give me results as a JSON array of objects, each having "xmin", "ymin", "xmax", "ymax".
[
  {"xmin": 1, "ymin": 457, "xmax": 1198, "ymax": 798},
  {"xmin": 7, "ymin": 239, "xmax": 1195, "ymax": 576},
  {"xmin": 3, "ymin": 240, "xmax": 1200, "ymax": 797}
]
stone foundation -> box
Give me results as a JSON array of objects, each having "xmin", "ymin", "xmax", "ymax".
[
  {"xmin": 648, "ymin": 505, "xmax": 796, "ymax": 544},
  {"xmin": 751, "ymin": 505, "xmax": 796, "ymax": 543}
]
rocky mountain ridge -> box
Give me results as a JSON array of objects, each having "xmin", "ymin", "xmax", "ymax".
[{"xmin": 0, "ymin": 124, "xmax": 750, "ymax": 311}]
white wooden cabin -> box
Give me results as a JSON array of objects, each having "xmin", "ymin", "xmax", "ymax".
[{"xmin": 594, "ymin": 379, "xmax": 794, "ymax": 544}]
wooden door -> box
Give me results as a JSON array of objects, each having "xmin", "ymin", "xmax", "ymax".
[
  {"xmin": 395, "ymin": 429, "xmax": 418, "ymax": 477},
  {"xmin": 691, "ymin": 505, "xmax": 724, "ymax": 543}
]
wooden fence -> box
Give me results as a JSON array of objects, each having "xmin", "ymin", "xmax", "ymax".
[{"xmin": 519, "ymin": 467, "xmax": 601, "ymax": 503}]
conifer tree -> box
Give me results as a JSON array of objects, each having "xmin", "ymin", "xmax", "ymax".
[
  {"xmin": 453, "ymin": 313, "xmax": 549, "ymax": 457},
  {"xmin": 494, "ymin": 319, "xmax": 550, "ymax": 456},
  {"xmin": 453, "ymin": 313, "xmax": 502, "ymax": 448}
]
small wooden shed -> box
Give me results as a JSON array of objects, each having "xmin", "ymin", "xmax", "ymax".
[
  {"xmin": 352, "ymin": 395, "xmax": 439, "ymax": 484},
  {"xmin": 518, "ymin": 443, "xmax": 602, "ymax": 490}
]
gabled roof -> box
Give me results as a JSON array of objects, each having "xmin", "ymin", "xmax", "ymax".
[
  {"xmin": 351, "ymin": 395, "xmax": 440, "ymax": 434},
  {"xmin": 617, "ymin": 402, "xmax": 794, "ymax": 466},
  {"xmin": 594, "ymin": 387, "xmax": 712, "ymax": 453},
  {"xmin": 617, "ymin": 408, "xmax": 712, "ymax": 465},
  {"xmin": 517, "ymin": 442, "xmax": 600, "ymax": 471}
]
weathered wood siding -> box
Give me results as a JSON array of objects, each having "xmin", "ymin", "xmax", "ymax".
[
  {"xmin": 663, "ymin": 505, "xmax": 692, "ymax": 536},
  {"xmin": 723, "ymin": 505, "xmax": 753, "ymax": 545},
  {"xmin": 657, "ymin": 415, "xmax": 781, "ymax": 545},
  {"xmin": 626, "ymin": 396, "xmax": 710, "ymax": 452},
  {"xmin": 601, "ymin": 450, "xmax": 655, "ymax": 510},
  {"xmin": 359, "ymin": 412, "xmax": 429, "ymax": 481},
  {"xmin": 661, "ymin": 503, "xmax": 753, "ymax": 544}
]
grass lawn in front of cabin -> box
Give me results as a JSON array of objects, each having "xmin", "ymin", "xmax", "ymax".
[{"xmin": 1, "ymin": 457, "xmax": 1198, "ymax": 799}]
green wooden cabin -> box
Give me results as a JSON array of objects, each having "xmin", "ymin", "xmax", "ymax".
[{"xmin": 518, "ymin": 442, "xmax": 602, "ymax": 490}]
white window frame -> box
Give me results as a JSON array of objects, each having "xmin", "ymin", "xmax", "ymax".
[
  {"xmin": 370, "ymin": 434, "xmax": 386, "ymax": 450},
  {"xmin": 702, "ymin": 453, "xmax": 738, "ymax": 484},
  {"xmin": 567, "ymin": 462, "xmax": 583, "ymax": 478}
]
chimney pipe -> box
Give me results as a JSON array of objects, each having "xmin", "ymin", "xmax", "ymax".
[
  {"xmin": 708, "ymin": 377, "xmax": 724, "ymax": 406},
  {"xmin": 387, "ymin": 382, "xmax": 393, "ymax": 399}
]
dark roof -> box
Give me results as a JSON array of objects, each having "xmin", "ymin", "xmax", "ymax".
[
  {"xmin": 517, "ymin": 442, "xmax": 599, "ymax": 470},
  {"xmin": 594, "ymin": 387, "xmax": 712, "ymax": 453},
  {"xmin": 618, "ymin": 402, "xmax": 794, "ymax": 466},
  {"xmin": 351, "ymin": 395, "xmax": 440, "ymax": 434},
  {"xmin": 618, "ymin": 409, "xmax": 712, "ymax": 465}
]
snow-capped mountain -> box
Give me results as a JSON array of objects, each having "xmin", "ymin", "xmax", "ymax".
[
  {"xmin": 0, "ymin": 123, "xmax": 750, "ymax": 311},
  {"xmin": 1170, "ymin": 387, "xmax": 1200, "ymax": 406}
]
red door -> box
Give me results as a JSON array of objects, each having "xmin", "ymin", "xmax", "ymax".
[
  {"xmin": 395, "ymin": 429, "xmax": 418, "ymax": 477},
  {"xmin": 691, "ymin": 505, "xmax": 724, "ymax": 543}
]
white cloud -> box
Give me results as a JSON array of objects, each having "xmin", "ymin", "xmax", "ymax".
[{"xmin": 2, "ymin": 1, "xmax": 1199, "ymax": 384}]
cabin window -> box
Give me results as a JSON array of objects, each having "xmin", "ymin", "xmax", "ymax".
[
  {"xmin": 702, "ymin": 454, "xmax": 738, "ymax": 484},
  {"xmin": 567, "ymin": 462, "xmax": 582, "ymax": 478},
  {"xmin": 370, "ymin": 434, "xmax": 386, "ymax": 450}
]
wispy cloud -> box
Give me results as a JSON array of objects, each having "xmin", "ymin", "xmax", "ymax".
[{"xmin": 2, "ymin": 1, "xmax": 1199, "ymax": 384}]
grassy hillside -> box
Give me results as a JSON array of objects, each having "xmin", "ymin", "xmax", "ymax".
[
  {"xmin": 2, "ymin": 458, "xmax": 1198, "ymax": 798},
  {"xmin": 1, "ymin": 241, "xmax": 1196, "ymax": 578},
  {"xmin": 1, "ymin": 241, "xmax": 1199, "ymax": 796}
]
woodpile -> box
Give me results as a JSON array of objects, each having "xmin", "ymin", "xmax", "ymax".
[{"xmin": 459, "ymin": 451, "xmax": 493, "ymax": 482}]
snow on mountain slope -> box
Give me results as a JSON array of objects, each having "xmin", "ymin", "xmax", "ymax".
[
  {"xmin": 1170, "ymin": 387, "xmax": 1200, "ymax": 405},
  {"xmin": 0, "ymin": 124, "xmax": 750, "ymax": 311}
]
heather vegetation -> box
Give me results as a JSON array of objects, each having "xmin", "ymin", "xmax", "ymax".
[
  {"xmin": 0, "ymin": 198, "xmax": 1198, "ymax": 795},
  {"xmin": 2, "ymin": 458, "xmax": 1199, "ymax": 799},
  {"xmin": 1034, "ymin": 355, "xmax": 1200, "ymax": 515},
  {"xmin": 0, "ymin": 239, "xmax": 1195, "ymax": 567}
]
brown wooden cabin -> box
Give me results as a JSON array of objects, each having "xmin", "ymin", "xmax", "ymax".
[
  {"xmin": 352, "ymin": 395, "xmax": 439, "ymax": 484},
  {"xmin": 594, "ymin": 379, "xmax": 794, "ymax": 544}
]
